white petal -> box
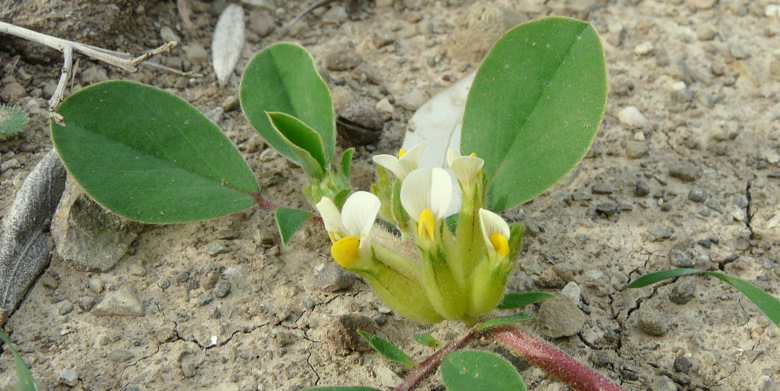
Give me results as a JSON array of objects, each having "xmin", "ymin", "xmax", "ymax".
[
  {"xmin": 429, "ymin": 168, "xmax": 453, "ymax": 219},
  {"xmin": 450, "ymin": 155, "xmax": 484, "ymax": 186},
  {"xmin": 341, "ymin": 191, "xmax": 380, "ymax": 238},
  {"xmin": 400, "ymin": 168, "xmax": 453, "ymax": 221},
  {"xmin": 398, "ymin": 144, "xmax": 425, "ymax": 177},
  {"xmin": 479, "ymin": 208, "xmax": 510, "ymax": 247},
  {"xmin": 372, "ymin": 154, "xmax": 405, "ymax": 179},
  {"xmin": 446, "ymin": 148, "xmax": 460, "ymax": 169},
  {"xmin": 315, "ymin": 197, "xmax": 345, "ymax": 233}
]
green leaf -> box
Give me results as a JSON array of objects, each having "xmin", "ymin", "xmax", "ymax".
[
  {"xmin": 0, "ymin": 328, "xmax": 37, "ymax": 391},
  {"xmin": 477, "ymin": 312, "xmax": 535, "ymax": 331},
  {"xmin": 241, "ymin": 43, "xmax": 335, "ymax": 166},
  {"xmin": 51, "ymin": 81, "xmax": 258, "ymax": 223},
  {"xmin": 0, "ymin": 105, "xmax": 29, "ymax": 140},
  {"xmin": 266, "ymin": 112, "xmax": 326, "ymax": 178},
  {"xmin": 274, "ymin": 208, "xmax": 311, "ymax": 246},
  {"xmin": 413, "ymin": 331, "xmax": 439, "ymax": 348},
  {"xmin": 303, "ymin": 387, "xmax": 381, "ymax": 391},
  {"xmin": 441, "ymin": 351, "xmax": 527, "ymax": 391},
  {"xmin": 340, "ymin": 148, "xmax": 355, "ymax": 178},
  {"xmin": 356, "ymin": 330, "xmax": 416, "ymax": 367},
  {"xmin": 461, "ymin": 17, "xmax": 607, "ymax": 212},
  {"xmin": 628, "ymin": 268, "xmax": 780, "ymax": 326},
  {"xmin": 446, "ymin": 213, "xmax": 460, "ymax": 234},
  {"xmin": 498, "ymin": 292, "xmax": 554, "ymax": 309}
]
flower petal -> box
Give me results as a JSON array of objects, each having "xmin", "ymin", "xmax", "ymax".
[
  {"xmin": 446, "ymin": 148, "xmax": 460, "ymax": 169},
  {"xmin": 479, "ymin": 208, "xmax": 510, "ymax": 253},
  {"xmin": 316, "ymin": 197, "xmax": 345, "ymax": 234},
  {"xmin": 341, "ymin": 191, "xmax": 380, "ymax": 238},
  {"xmin": 450, "ymin": 155, "xmax": 484, "ymax": 186},
  {"xmin": 429, "ymin": 168, "xmax": 453, "ymax": 219},
  {"xmin": 398, "ymin": 144, "xmax": 425, "ymax": 178},
  {"xmin": 372, "ymin": 154, "xmax": 405, "ymax": 179},
  {"xmin": 400, "ymin": 168, "xmax": 453, "ymax": 222}
]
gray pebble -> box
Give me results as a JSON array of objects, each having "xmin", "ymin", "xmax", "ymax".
[
  {"xmin": 571, "ymin": 191, "xmax": 593, "ymax": 201},
  {"xmin": 317, "ymin": 263, "xmax": 355, "ymax": 292},
  {"xmin": 92, "ymin": 287, "xmax": 145, "ymax": 316},
  {"xmin": 638, "ymin": 309, "xmax": 668, "ymax": 336},
  {"xmin": 373, "ymin": 29, "xmax": 396, "ymax": 49},
  {"xmin": 183, "ymin": 44, "xmax": 208, "ymax": 64},
  {"xmin": 88, "ymin": 278, "xmax": 104, "ymax": 293},
  {"xmin": 160, "ymin": 26, "xmax": 181, "ymax": 43},
  {"xmin": 59, "ymin": 368, "xmax": 79, "ymax": 386},
  {"xmin": 208, "ymin": 242, "xmax": 230, "ymax": 256},
  {"xmin": 757, "ymin": 376, "xmax": 777, "ymax": 391},
  {"xmin": 248, "ymin": 10, "xmax": 275, "ymax": 38},
  {"xmin": 668, "ymin": 249, "xmax": 695, "ymax": 267},
  {"xmin": 687, "ymin": 188, "xmax": 707, "ymax": 203},
  {"xmin": 326, "ymin": 314, "xmax": 379, "ymax": 355},
  {"xmin": 197, "ymin": 291, "xmax": 214, "ymax": 306},
  {"xmin": 669, "ymin": 161, "xmax": 700, "ymax": 182},
  {"xmin": 400, "ymin": 88, "xmax": 430, "ymax": 111},
  {"xmin": 201, "ymin": 270, "xmax": 219, "ymax": 290},
  {"xmin": 648, "ymin": 225, "xmax": 673, "ymax": 241},
  {"xmin": 159, "ymin": 278, "xmax": 171, "ymax": 290},
  {"xmin": 670, "ymin": 280, "xmax": 696, "ymax": 304},
  {"xmin": 596, "ymin": 203, "xmax": 618, "ymax": 216},
  {"xmin": 635, "ymin": 180, "xmax": 650, "ymax": 197},
  {"xmin": 1, "ymin": 158, "xmax": 21, "ymax": 172},
  {"xmin": 337, "ymin": 102, "xmax": 385, "ymax": 146},
  {"xmin": 180, "ymin": 352, "xmax": 201, "ymax": 378},
  {"xmin": 625, "ymin": 141, "xmax": 649, "ymax": 159},
  {"xmin": 673, "ymin": 355, "xmax": 694, "ymax": 374},
  {"xmin": 0, "ymin": 82, "xmax": 26, "ymax": 101},
  {"xmin": 591, "ymin": 183, "xmax": 614, "ymax": 194},
  {"xmin": 538, "ymin": 296, "xmax": 585, "ymax": 338},
  {"xmin": 325, "ymin": 50, "xmax": 362, "ymax": 71},
  {"xmin": 59, "ymin": 301, "xmax": 74, "ymax": 315},
  {"xmin": 215, "ymin": 281, "xmax": 232, "ymax": 298},
  {"xmin": 696, "ymin": 25, "xmax": 717, "ymax": 41},
  {"xmin": 108, "ymin": 349, "xmax": 135, "ymax": 363},
  {"xmin": 649, "ymin": 376, "xmax": 677, "ymax": 391},
  {"xmin": 78, "ymin": 295, "xmax": 97, "ymax": 312}
]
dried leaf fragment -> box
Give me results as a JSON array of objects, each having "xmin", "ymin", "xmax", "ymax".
[{"xmin": 212, "ymin": 4, "xmax": 246, "ymax": 86}]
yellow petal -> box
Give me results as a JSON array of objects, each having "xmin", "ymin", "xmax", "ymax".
[
  {"xmin": 398, "ymin": 148, "xmax": 407, "ymax": 158},
  {"xmin": 418, "ymin": 208, "xmax": 435, "ymax": 241},
  {"xmin": 331, "ymin": 236, "xmax": 361, "ymax": 268},
  {"xmin": 490, "ymin": 233, "xmax": 509, "ymax": 258}
]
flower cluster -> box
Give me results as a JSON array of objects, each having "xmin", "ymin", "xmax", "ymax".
[{"xmin": 316, "ymin": 146, "xmax": 523, "ymax": 324}]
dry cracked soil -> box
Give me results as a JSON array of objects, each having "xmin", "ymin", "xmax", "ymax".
[{"xmin": 1, "ymin": 0, "xmax": 779, "ymax": 390}]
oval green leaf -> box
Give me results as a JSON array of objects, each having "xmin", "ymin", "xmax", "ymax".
[
  {"xmin": 275, "ymin": 208, "xmax": 311, "ymax": 246},
  {"xmin": 51, "ymin": 81, "xmax": 258, "ymax": 223},
  {"xmin": 442, "ymin": 351, "xmax": 526, "ymax": 391},
  {"xmin": 357, "ymin": 330, "xmax": 416, "ymax": 367},
  {"xmin": 267, "ymin": 112, "xmax": 327, "ymax": 178},
  {"xmin": 241, "ymin": 43, "xmax": 335, "ymax": 167},
  {"xmin": 461, "ymin": 17, "xmax": 607, "ymax": 211},
  {"xmin": 629, "ymin": 268, "xmax": 780, "ymax": 326},
  {"xmin": 498, "ymin": 292, "xmax": 554, "ymax": 309},
  {"xmin": 413, "ymin": 330, "xmax": 439, "ymax": 348}
]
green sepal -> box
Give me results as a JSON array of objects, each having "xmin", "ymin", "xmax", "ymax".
[
  {"xmin": 413, "ymin": 330, "xmax": 440, "ymax": 348},
  {"xmin": 508, "ymin": 223, "xmax": 525, "ymax": 260},
  {"xmin": 356, "ymin": 330, "xmax": 416, "ymax": 367}
]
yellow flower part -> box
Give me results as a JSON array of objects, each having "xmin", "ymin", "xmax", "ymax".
[
  {"xmin": 331, "ymin": 236, "xmax": 361, "ymax": 268},
  {"xmin": 398, "ymin": 148, "xmax": 407, "ymax": 158},
  {"xmin": 418, "ymin": 208, "xmax": 435, "ymax": 241},
  {"xmin": 490, "ymin": 232, "xmax": 510, "ymax": 257}
]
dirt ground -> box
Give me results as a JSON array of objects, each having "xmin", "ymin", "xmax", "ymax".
[{"xmin": 1, "ymin": 0, "xmax": 779, "ymax": 390}]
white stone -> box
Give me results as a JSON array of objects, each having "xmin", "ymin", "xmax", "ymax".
[
  {"xmin": 561, "ymin": 281, "xmax": 582, "ymax": 306},
  {"xmin": 633, "ymin": 41, "xmax": 654, "ymax": 55},
  {"xmin": 765, "ymin": 4, "xmax": 780, "ymax": 17},
  {"xmin": 672, "ymin": 81, "xmax": 687, "ymax": 91},
  {"xmin": 634, "ymin": 131, "xmax": 646, "ymax": 141},
  {"xmin": 617, "ymin": 106, "xmax": 649, "ymax": 129}
]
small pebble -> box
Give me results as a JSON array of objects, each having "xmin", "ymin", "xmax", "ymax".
[
  {"xmin": 696, "ymin": 25, "xmax": 717, "ymax": 41},
  {"xmin": 638, "ymin": 309, "xmax": 668, "ymax": 336},
  {"xmin": 214, "ymin": 281, "xmax": 232, "ymax": 298},
  {"xmin": 59, "ymin": 301, "xmax": 74, "ymax": 316},
  {"xmin": 78, "ymin": 295, "xmax": 97, "ymax": 312},
  {"xmin": 635, "ymin": 180, "xmax": 650, "ymax": 197},
  {"xmin": 160, "ymin": 26, "xmax": 181, "ymax": 43},
  {"xmin": 400, "ymin": 88, "xmax": 430, "ymax": 111},
  {"xmin": 591, "ymin": 183, "xmax": 614, "ymax": 194},
  {"xmin": 673, "ymin": 356, "xmax": 693, "ymax": 374},
  {"xmin": 687, "ymin": 188, "xmax": 708, "ymax": 203},
  {"xmin": 617, "ymin": 106, "xmax": 649, "ymax": 129},
  {"xmin": 668, "ymin": 249, "xmax": 695, "ymax": 268},
  {"xmin": 633, "ymin": 41, "xmax": 654, "ymax": 55},
  {"xmin": 596, "ymin": 203, "xmax": 618, "ymax": 217},
  {"xmin": 325, "ymin": 50, "xmax": 362, "ymax": 71},
  {"xmin": 626, "ymin": 141, "xmax": 649, "ymax": 159},
  {"xmin": 0, "ymin": 82, "xmax": 26, "ymax": 101},
  {"xmin": 183, "ymin": 44, "xmax": 208, "ymax": 64},
  {"xmin": 197, "ymin": 291, "xmax": 214, "ymax": 306},
  {"xmin": 59, "ymin": 368, "xmax": 79, "ymax": 387},
  {"xmin": 1, "ymin": 158, "xmax": 21, "ymax": 172},
  {"xmin": 669, "ymin": 280, "xmax": 696, "ymax": 304},
  {"xmin": 648, "ymin": 225, "xmax": 673, "ymax": 241},
  {"xmin": 208, "ymin": 242, "xmax": 231, "ymax": 256},
  {"xmin": 326, "ymin": 315, "xmax": 379, "ymax": 355},
  {"xmin": 317, "ymin": 263, "xmax": 355, "ymax": 292},
  {"xmin": 669, "ymin": 161, "xmax": 700, "ymax": 182},
  {"xmin": 688, "ymin": 0, "xmax": 718, "ymax": 10}
]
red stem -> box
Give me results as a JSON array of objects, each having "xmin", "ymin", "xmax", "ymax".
[
  {"xmin": 394, "ymin": 325, "xmax": 479, "ymax": 391},
  {"xmin": 491, "ymin": 326, "xmax": 626, "ymax": 391}
]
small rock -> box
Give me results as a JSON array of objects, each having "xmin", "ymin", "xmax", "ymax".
[
  {"xmin": 108, "ymin": 349, "xmax": 135, "ymax": 363},
  {"xmin": 208, "ymin": 242, "xmax": 231, "ymax": 256},
  {"xmin": 127, "ymin": 259, "xmax": 146, "ymax": 277},
  {"xmin": 591, "ymin": 183, "xmax": 614, "ymax": 194},
  {"xmin": 316, "ymin": 263, "xmax": 355, "ymax": 292},
  {"xmin": 626, "ymin": 141, "xmax": 649, "ymax": 159},
  {"xmin": 92, "ymin": 286, "xmax": 145, "ymax": 316},
  {"xmin": 669, "ymin": 280, "xmax": 696, "ymax": 304},
  {"xmin": 617, "ymin": 106, "xmax": 649, "ymax": 129},
  {"xmin": 375, "ymin": 97, "xmax": 394, "ymax": 121},
  {"xmin": 560, "ymin": 281, "xmax": 582, "ymax": 306},
  {"xmin": 648, "ymin": 225, "xmax": 673, "ymax": 241},
  {"xmin": 687, "ymin": 188, "xmax": 707, "ymax": 203},
  {"xmin": 160, "ymin": 26, "xmax": 181, "ymax": 43},
  {"xmin": 688, "ymin": 0, "xmax": 718, "ymax": 10},
  {"xmin": 650, "ymin": 376, "xmax": 678, "ymax": 391},
  {"xmin": 1, "ymin": 158, "xmax": 21, "ymax": 172},
  {"xmin": 248, "ymin": 10, "xmax": 274, "ymax": 37},
  {"xmin": 183, "ymin": 44, "xmax": 208, "ymax": 64},
  {"xmin": 596, "ymin": 203, "xmax": 618, "ymax": 217},
  {"xmin": 638, "ymin": 309, "xmax": 668, "ymax": 336},
  {"xmin": 673, "ymin": 356, "xmax": 693, "ymax": 374},
  {"xmin": 325, "ymin": 50, "xmax": 362, "ymax": 71},
  {"xmin": 321, "ymin": 5, "xmax": 348, "ymax": 24},
  {"xmin": 538, "ymin": 296, "xmax": 585, "ymax": 338},
  {"xmin": 635, "ymin": 180, "xmax": 650, "ymax": 197},
  {"xmin": 59, "ymin": 301, "xmax": 74, "ymax": 316},
  {"xmin": 668, "ymin": 249, "xmax": 695, "ymax": 268},
  {"xmin": 373, "ymin": 29, "xmax": 396, "ymax": 49},
  {"xmin": 81, "ymin": 66, "xmax": 109, "ymax": 85},
  {"xmin": 376, "ymin": 365, "xmax": 401, "ymax": 388},
  {"xmin": 337, "ymin": 102, "xmax": 385, "ymax": 146},
  {"xmin": 197, "ymin": 291, "xmax": 214, "ymax": 306},
  {"xmin": 41, "ymin": 274, "xmax": 59, "ymax": 289},
  {"xmin": 757, "ymin": 376, "xmax": 777, "ymax": 391},
  {"xmin": 696, "ymin": 25, "xmax": 717, "ymax": 41},
  {"xmin": 201, "ymin": 270, "xmax": 219, "ymax": 290},
  {"xmin": 214, "ymin": 281, "xmax": 232, "ymax": 298},
  {"xmin": 326, "ymin": 314, "xmax": 379, "ymax": 355},
  {"xmin": 88, "ymin": 278, "xmax": 104, "ymax": 293},
  {"xmin": 633, "ymin": 41, "xmax": 654, "ymax": 55},
  {"xmin": 669, "ymin": 161, "xmax": 700, "ymax": 182},
  {"xmin": 0, "ymin": 82, "xmax": 26, "ymax": 101},
  {"xmin": 59, "ymin": 368, "xmax": 79, "ymax": 387},
  {"xmin": 180, "ymin": 352, "xmax": 201, "ymax": 378},
  {"xmin": 400, "ymin": 88, "xmax": 430, "ymax": 111},
  {"xmin": 78, "ymin": 295, "xmax": 97, "ymax": 312}
]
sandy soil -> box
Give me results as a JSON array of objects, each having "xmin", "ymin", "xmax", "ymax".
[{"xmin": 1, "ymin": 0, "xmax": 779, "ymax": 390}]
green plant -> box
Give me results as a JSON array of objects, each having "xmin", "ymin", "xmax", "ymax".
[
  {"xmin": 50, "ymin": 16, "xmax": 622, "ymax": 391},
  {"xmin": 0, "ymin": 327, "xmax": 37, "ymax": 391},
  {"xmin": 0, "ymin": 105, "xmax": 29, "ymax": 140}
]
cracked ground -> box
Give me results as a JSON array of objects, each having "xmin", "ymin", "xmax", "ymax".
[{"xmin": 1, "ymin": 0, "xmax": 779, "ymax": 390}]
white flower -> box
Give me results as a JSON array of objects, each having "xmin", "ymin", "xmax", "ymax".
[
  {"xmin": 446, "ymin": 149, "xmax": 484, "ymax": 188},
  {"xmin": 373, "ymin": 144, "xmax": 425, "ymax": 181},
  {"xmin": 479, "ymin": 208, "xmax": 510, "ymax": 258},
  {"xmin": 316, "ymin": 191, "xmax": 380, "ymax": 267},
  {"xmin": 400, "ymin": 167, "xmax": 453, "ymax": 241}
]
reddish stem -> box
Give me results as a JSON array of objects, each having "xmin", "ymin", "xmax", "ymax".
[
  {"xmin": 491, "ymin": 326, "xmax": 626, "ymax": 391},
  {"xmin": 394, "ymin": 325, "xmax": 479, "ymax": 391}
]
